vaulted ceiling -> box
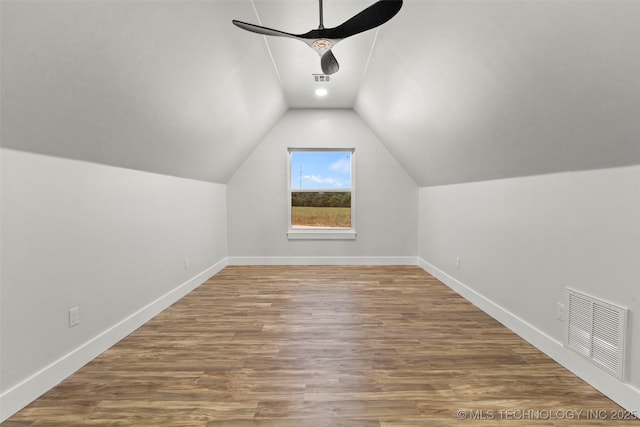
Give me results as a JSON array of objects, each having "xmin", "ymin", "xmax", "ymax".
[{"xmin": 2, "ymin": 1, "xmax": 639, "ymax": 186}]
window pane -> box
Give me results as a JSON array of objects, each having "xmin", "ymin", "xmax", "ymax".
[
  {"xmin": 291, "ymin": 191, "xmax": 351, "ymax": 228},
  {"xmin": 290, "ymin": 151, "xmax": 351, "ymax": 190}
]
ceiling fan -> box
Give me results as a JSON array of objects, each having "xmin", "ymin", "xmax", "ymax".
[{"xmin": 232, "ymin": 0, "xmax": 403, "ymax": 75}]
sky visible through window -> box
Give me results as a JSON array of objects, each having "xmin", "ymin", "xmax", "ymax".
[{"xmin": 291, "ymin": 151, "xmax": 351, "ymax": 190}]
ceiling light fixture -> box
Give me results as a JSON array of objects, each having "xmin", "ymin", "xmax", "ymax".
[{"xmin": 315, "ymin": 88, "xmax": 328, "ymax": 97}]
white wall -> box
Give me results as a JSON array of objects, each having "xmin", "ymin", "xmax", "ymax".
[
  {"xmin": 227, "ymin": 109, "xmax": 418, "ymax": 263},
  {"xmin": 418, "ymin": 165, "xmax": 640, "ymax": 411},
  {"xmin": 0, "ymin": 149, "xmax": 228, "ymax": 420}
]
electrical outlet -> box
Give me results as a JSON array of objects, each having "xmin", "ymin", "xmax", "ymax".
[
  {"xmin": 69, "ymin": 307, "xmax": 80, "ymax": 327},
  {"xmin": 557, "ymin": 302, "xmax": 565, "ymax": 321},
  {"xmin": 456, "ymin": 257, "xmax": 461, "ymax": 269},
  {"xmin": 185, "ymin": 258, "xmax": 189, "ymax": 270}
]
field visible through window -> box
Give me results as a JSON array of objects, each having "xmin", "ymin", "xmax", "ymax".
[{"xmin": 291, "ymin": 206, "xmax": 351, "ymax": 228}]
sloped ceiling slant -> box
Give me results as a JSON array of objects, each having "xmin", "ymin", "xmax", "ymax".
[
  {"xmin": 356, "ymin": 0, "xmax": 640, "ymax": 187},
  {"xmin": 2, "ymin": 1, "xmax": 638, "ymax": 186},
  {"xmin": 1, "ymin": 0, "xmax": 287, "ymax": 184}
]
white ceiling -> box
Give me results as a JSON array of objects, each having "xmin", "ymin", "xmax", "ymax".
[
  {"xmin": 251, "ymin": 0, "xmax": 380, "ymax": 108},
  {"xmin": 1, "ymin": 0, "xmax": 288, "ymax": 183},
  {"xmin": 357, "ymin": 0, "xmax": 640, "ymax": 185},
  {"xmin": 2, "ymin": 0, "xmax": 639, "ymax": 186}
]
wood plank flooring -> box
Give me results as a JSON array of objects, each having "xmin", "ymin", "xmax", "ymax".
[{"xmin": 4, "ymin": 266, "xmax": 638, "ymax": 426}]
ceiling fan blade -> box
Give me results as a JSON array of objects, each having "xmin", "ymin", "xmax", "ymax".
[
  {"xmin": 322, "ymin": 0, "xmax": 403, "ymax": 39},
  {"xmin": 233, "ymin": 0, "xmax": 403, "ymax": 75},
  {"xmin": 232, "ymin": 20, "xmax": 303, "ymax": 40},
  {"xmin": 321, "ymin": 50, "xmax": 340, "ymax": 75}
]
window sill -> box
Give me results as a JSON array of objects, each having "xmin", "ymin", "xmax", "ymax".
[{"xmin": 287, "ymin": 230, "xmax": 357, "ymax": 240}]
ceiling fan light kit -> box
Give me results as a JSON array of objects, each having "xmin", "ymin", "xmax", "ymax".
[{"xmin": 232, "ymin": 0, "xmax": 403, "ymax": 75}]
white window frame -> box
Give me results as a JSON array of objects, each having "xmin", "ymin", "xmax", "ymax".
[{"xmin": 287, "ymin": 147, "xmax": 356, "ymax": 240}]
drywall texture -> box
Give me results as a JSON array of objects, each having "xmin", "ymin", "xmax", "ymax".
[
  {"xmin": 227, "ymin": 109, "xmax": 418, "ymax": 259},
  {"xmin": 418, "ymin": 165, "xmax": 640, "ymax": 390},
  {"xmin": 0, "ymin": 149, "xmax": 228, "ymax": 394},
  {"xmin": 357, "ymin": 0, "xmax": 640, "ymax": 186},
  {"xmin": 0, "ymin": 0, "xmax": 287, "ymax": 183}
]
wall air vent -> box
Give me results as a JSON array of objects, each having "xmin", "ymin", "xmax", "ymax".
[
  {"xmin": 313, "ymin": 74, "xmax": 330, "ymax": 82},
  {"xmin": 565, "ymin": 288, "xmax": 628, "ymax": 381}
]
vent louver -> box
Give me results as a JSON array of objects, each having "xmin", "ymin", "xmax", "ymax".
[
  {"xmin": 313, "ymin": 74, "xmax": 330, "ymax": 82},
  {"xmin": 565, "ymin": 288, "xmax": 628, "ymax": 381}
]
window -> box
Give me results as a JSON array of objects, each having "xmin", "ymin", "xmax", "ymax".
[{"xmin": 287, "ymin": 148, "xmax": 356, "ymax": 240}]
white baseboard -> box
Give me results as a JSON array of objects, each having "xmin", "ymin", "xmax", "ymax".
[
  {"xmin": 0, "ymin": 258, "xmax": 228, "ymax": 423},
  {"xmin": 228, "ymin": 256, "xmax": 418, "ymax": 265},
  {"xmin": 417, "ymin": 257, "xmax": 640, "ymax": 414}
]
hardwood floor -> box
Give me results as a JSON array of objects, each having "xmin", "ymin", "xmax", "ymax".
[{"xmin": 5, "ymin": 266, "xmax": 637, "ymax": 426}]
